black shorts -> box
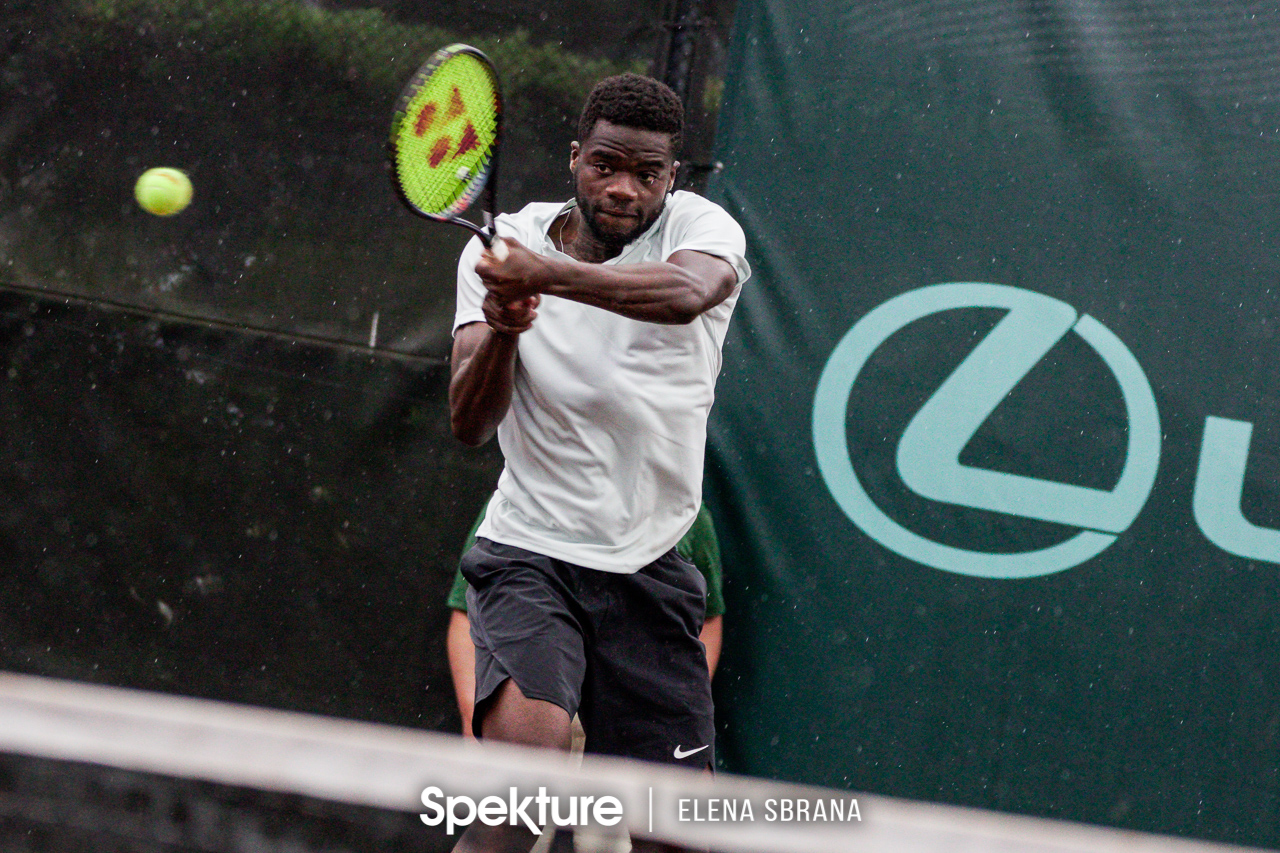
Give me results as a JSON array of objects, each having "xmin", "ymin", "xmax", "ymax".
[{"xmin": 460, "ymin": 537, "xmax": 715, "ymax": 770}]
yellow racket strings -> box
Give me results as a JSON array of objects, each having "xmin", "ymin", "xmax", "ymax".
[{"xmin": 394, "ymin": 50, "xmax": 499, "ymax": 217}]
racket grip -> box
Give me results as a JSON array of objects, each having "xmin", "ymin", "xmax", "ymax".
[{"xmin": 488, "ymin": 238, "xmax": 509, "ymax": 262}]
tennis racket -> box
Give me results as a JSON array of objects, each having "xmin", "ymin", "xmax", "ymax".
[{"xmin": 389, "ymin": 44, "xmax": 507, "ymax": 260}]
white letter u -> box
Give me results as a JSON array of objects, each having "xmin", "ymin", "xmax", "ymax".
[{"xmin": 1193, "ymin": 417, "xmax": 1280, "ymax": 564}]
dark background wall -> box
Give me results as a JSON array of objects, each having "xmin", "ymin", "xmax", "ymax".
[{"xmin": 0, "ymin": 288, "xmax": 497, "ymax": 729}]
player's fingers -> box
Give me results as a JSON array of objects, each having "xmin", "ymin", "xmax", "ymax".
[
  {"xmin": 484, "ymin": 294, "xmax": 535, "ymax": 332},
  {"xmin": 489, "ymin": 315, "xmax": 533, "ymax": 336},
  {"xmin": 504, "ymin": 307, "xmax": 536, "ymax": 327}
]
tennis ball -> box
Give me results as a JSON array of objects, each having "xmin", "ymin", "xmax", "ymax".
[{"xmin": 134, "ymin": 167, "xmax": 192, "ymax": 216}]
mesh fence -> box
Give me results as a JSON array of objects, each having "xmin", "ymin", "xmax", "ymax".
[{"xmin": 0, "ymin": 0, "xmax": 666, "ymax": 357}]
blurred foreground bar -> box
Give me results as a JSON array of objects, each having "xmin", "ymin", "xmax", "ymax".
[{"xmin": 0, "ymin": 672, "xmax": 1267, "ymax": 853}]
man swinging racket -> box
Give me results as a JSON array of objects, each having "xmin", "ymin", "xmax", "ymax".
[{"xmin": 449, "ymin": 72, "xmax": 750, "ymax": 853}]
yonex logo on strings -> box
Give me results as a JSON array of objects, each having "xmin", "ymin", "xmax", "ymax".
[
  {"xmin": 414, "ymin": 86, "xmax": 481, "ymax": 168},
  {"xmin": 812, "ymin": 283, "xmax": 1280, "ymax": 579}
]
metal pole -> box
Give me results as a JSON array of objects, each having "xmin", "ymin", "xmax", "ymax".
[{"xmin": 662, "ymin": 0, "xmax": 703, "ymax": 109}]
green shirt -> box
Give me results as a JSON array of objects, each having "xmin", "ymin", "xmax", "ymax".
[{"xmin": 446, "ymin": 502, "xmax": 725, "ymax": 618}]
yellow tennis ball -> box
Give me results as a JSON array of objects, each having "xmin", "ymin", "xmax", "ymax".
[{"xmin": 134, "ymin": 167, "xmax": 192, "ymax": 216}]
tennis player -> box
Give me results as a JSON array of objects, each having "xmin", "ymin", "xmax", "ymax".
[{"xmin": 449, "ymin": 72, "xmax": 750, "ymax": 853}]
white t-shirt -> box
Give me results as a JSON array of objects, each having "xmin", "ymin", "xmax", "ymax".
[{"xmin": 453, "ymin": 191, "xmax": 751, "ymax": 573}]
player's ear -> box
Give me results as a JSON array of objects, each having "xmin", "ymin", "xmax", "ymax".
[
  {"xmin": 569, "ymin": 141, "xmax": 581, "ymax": 175},
  {"xmin": 668, "ymin": 160, "xmax": 680, "ymax": 194}
]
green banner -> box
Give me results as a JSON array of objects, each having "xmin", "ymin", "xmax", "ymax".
[{"xmin": 706, "ymin": 0, "xmax": 1280, "ymax": 846}]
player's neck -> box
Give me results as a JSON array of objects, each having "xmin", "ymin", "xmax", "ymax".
[{"xmin": 560, "ymin": 209, "xmax": 623, "ymax": 264}]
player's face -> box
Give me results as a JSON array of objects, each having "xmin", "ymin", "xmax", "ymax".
[{"xmin": 570, "ymin": 120, "xmax": 678, "ymax": 250}]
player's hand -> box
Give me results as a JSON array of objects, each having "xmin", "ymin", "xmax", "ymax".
[
  {"xmin": 476, "ymin": 237, "xmax": 547, "ymax": 303},
  {"xmin": 483, "ymin": 291, "xmax": 539, "ymax": 336}
]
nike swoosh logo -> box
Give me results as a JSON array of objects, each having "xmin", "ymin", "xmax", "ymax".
[{"xmin": 673, "ymin": 744, "xmax": 709, "ymax": 760}]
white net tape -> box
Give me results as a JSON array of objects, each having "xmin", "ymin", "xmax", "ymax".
[{"xmin": 0, "ymin": 672, "xmax": 1261, "ymax": 853}]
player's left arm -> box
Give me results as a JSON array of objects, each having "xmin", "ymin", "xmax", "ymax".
[{"xmin": 476, "ymin": 243, "xmax": 737, "ymax": 325}]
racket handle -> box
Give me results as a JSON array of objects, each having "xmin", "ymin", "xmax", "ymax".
[{"xmin": 481, "ymin": 211, "xmax": 506, "ymax": 261}]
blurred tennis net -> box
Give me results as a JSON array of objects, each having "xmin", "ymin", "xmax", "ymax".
[{"xmin": 0, "ymin": 671, "xmax": 1264, "ymax": 853}]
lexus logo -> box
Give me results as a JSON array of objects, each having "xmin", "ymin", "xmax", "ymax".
[{"xmin": 812, "ymin": 283, "xmax": 1162, "ymax": 579}]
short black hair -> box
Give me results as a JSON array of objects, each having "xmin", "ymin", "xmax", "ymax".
[{"xmin": 577, "ymin": 73, "xmax": 683, "ymax": 155}]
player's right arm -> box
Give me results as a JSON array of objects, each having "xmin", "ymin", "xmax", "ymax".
[{"xmin": 448, "ymin": 290, "xmax": 538, "ymax": 446}]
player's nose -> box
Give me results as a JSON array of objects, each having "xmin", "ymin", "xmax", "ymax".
[{"xmin": 605, "ymin": 174, "xmax": 640, "ymax": 200}]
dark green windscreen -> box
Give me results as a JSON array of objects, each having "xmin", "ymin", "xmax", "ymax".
[{"xmin": 705, "ymin": 0, "xmax": 1280, "ymax": 846}]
